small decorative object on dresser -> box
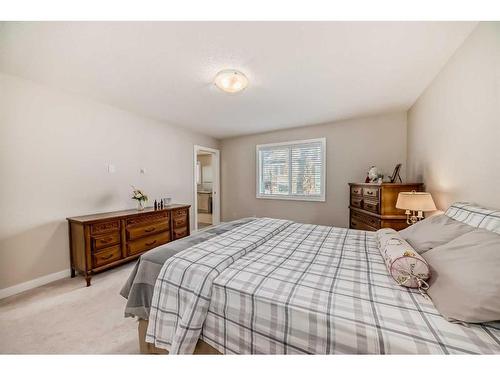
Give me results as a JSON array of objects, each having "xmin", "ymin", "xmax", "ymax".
[
  {"xmin": 366, "ymin": 166, "xmax": 383, "ymax": 183},
  {"xmin": 67, "ymin": 204, "xmax": 190, "ymax": 286},
  {"xmin": 131, "ymin": 186, "xmax": 148, "ymax": 210},
  {"xmin": 349, "ymin": 182, "xmax": 424, "ymax": 231},
  {"xmin": 389, "ymin": 163, "xmax": 403, "ymax": 183}
]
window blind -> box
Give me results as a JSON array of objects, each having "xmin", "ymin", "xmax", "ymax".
[{"xmin": 257, "ymin": 138, "xmax": 326, "ymax": 201}]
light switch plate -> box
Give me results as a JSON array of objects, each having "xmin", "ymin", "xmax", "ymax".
[{"xmin": 107, "ymin": 164, "xmax": 116, "ymax": 173}]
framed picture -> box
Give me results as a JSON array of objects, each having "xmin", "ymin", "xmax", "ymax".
[{"xmin": 390, "ymin": 163, "xmax": 402, "ymax": 183}]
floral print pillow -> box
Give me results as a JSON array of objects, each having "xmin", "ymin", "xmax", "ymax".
[{"xmin": 376, "ymin": 228, "xmax": 430, "ymax": 290}]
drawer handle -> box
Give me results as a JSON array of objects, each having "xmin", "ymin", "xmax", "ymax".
[
  {"xmin": 100, "ymin": 253, "xmax": 114, "ymax": 260},
  {"xmin": 144, "ymin": 227, "xmax": 156, "ymax": 233},
  {"xmin": 367, "ymin": 191, "xmax": 373, "ymax": 195},
  {"xmin": 351, "ymin": 222, "xmax": 357, "ymax": 227},
  {"xmin": 145, "ymin": 240, "xmax": 157, "ymax": 246},
  {"xmin": 99, "ymin": 238, "xmax": 112, "ymax": 244}
]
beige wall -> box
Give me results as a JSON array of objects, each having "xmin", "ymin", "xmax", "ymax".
[
  {"xmin": 0, "ymin": 73, "xmax": 218, "ymax": 289},
  {"xmin": 220, "ymin": 112, "xmax": 407, "ymax": 227},
  {"xmin": 407, "ymin": 22, "xmax": 500, "ymax": 210}
]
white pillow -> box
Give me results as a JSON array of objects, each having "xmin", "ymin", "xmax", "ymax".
[{"xmin": 399, "ymin": 214, "xmax": 474, "ymax": 253}]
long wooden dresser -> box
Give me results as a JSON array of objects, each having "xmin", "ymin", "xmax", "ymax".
[
  {"xmin": 348, "ymin": 183, "xmax": 423, "ymax": 231},
  {"xmin": 67, "ymin": 204, "xmax": 190, "ymax": 286}
]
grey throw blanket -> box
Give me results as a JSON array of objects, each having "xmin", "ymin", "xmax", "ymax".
[{"xmin": 120, "ymin": 218, "xmax": 255, "ymax": 320}]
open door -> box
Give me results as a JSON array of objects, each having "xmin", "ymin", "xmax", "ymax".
[{"xmin": 193, "ymin": 145, "xmax": 220, "ymax": 231}]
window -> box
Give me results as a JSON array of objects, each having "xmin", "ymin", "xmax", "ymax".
[{"xmin": 256, "ymin": 138, "xmax": 326, "ymax": 201}]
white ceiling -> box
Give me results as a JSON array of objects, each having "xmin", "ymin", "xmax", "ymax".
[{"xmin": 0, "ymin": 22, "xmax": 477, "ymax": 139}]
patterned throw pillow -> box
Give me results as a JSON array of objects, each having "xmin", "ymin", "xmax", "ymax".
[{"xmin": 376, "ymin": 228, "xmax": 430, "ymax": 290}]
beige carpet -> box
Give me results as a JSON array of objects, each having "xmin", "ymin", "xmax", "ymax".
[{"xmin": 0, "ymin": 263, "xmax": 140, "ymax": 354}]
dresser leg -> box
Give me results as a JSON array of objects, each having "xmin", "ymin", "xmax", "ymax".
[
  {"xmin": 85, "ymin": 275, "xmax": 92, "ymax": 287},
  {"xmin": 70, "ymin": 267, "xmax": 76, "ymax": 278}
]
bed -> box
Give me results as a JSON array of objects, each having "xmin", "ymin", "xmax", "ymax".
[{"xmin": 121, "ymin": 215, "xmax": 500, "ymax": 354}]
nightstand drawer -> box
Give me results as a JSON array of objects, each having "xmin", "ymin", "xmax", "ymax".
[
  {"xmin": 350, "ymin": 217, "xmax": 377, "ymax": 232},
  {"xmin": 363, "ymin": 199, "xmax": 380, "ymax": 214},
  {"xmin": 363, "ymin": 187, "xmax": 379, "ymax": 200},
  {"xmin": 351, "ymin": 186, "xmax": 363, "ymax": 196},
  {"xmin": 350, "ymin": 196, "xmax": 363, "ymax": 209},
  {"xmin": 351, "ymin": 210, "xmax": 381, "ymax": 228}
]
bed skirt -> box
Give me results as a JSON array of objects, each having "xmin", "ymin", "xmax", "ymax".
[{"xmin": 137, "ymin": 319, "xmax": 221, "ymax": 354}]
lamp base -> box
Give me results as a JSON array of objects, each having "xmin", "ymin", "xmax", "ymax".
[{"xmin": 405, "ymin": 210, "xmax": 424, "ymax": 225}]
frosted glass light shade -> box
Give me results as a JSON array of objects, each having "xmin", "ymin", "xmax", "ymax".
[
  {"xmin": 214, "ymin": 69, "xmax": 248, "ymax": 93},
  {"xmin": 396, "ymin": 191, "xmax": 437, "ymax": 212}
]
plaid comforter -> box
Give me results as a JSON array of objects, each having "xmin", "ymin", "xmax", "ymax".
[
  {"xmin": 147, "ymin": 219, "xmax": 500, "ymax": 354},
  {"xmin": 146, "ymin": 218, "xmax": 293, "ymax": 353}
]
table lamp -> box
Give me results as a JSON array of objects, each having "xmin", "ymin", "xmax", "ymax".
[{"xmin": 396, "ymin": 191, "xmax": 436, "ymax": 225}]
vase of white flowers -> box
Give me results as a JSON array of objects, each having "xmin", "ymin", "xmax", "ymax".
[{"xmin": 131, "ymin": 186, "xmax": 148, "ymax": 211}]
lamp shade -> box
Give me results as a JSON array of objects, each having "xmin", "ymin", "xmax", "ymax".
[{"xmin": 396, "ymin": 191, "xmax": 436, "ymax": 212}]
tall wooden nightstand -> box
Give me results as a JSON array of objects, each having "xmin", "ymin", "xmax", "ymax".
[{"xmin": 348, "ymin": 183, "xmax": 424, "ymax": 231}]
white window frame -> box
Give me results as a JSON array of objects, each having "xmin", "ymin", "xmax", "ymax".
[{"xmin": 256, "ymin": 138, "xmax": 326, "ymax": 202}]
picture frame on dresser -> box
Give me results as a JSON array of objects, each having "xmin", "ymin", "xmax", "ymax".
[
  {"xmin": 67, "ymin": 204, "xmax": 190, "ymax": 286},
  {"xmin": 348, "ymin": 183, "xmax": 423, "ymax": 231}
]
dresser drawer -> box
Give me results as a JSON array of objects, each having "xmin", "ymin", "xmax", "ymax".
[
  {"xmin": 350, "ymin": 196, "xmax": 363, "ymax": 209},
  {"xmin": 363, "ymin": 187, "xmax": 379, "ymax": 200},
  {"xmin": 92, "ymin": 232, "xmax": 120, "ymax": 251},
  {"xmin": 91, "ymin": 220, "xmax": 120, "ymax": 235},
  {"xmin": 362, "ymin": 199, "xmax": 380, "ymax": 214},
  {"xmin": 126, "ymin": 211, "xmax": 169, "ymax": 228},
  {"xmin": 350, "ymin": 217, "xmax": 377, "ymax": 232},
  {"xmin": 173, "ymin": 215, "xmax": 188, "ymax": 228},
  {"xmin": 172, "ymin": 208, "xmax": 188, "ymax": 218},
  {"xmin": 351, "ymin": 186, "xmax": 363, "ymax": 196},
  {"xmin": 127, "ymin": 231, "xmax": 170, "ymax": 256},
  {"xmin": 92, "ymin": 244, "xmax": 121, "ymax": 268},
  {"xmin": 173, "ymin": 226, "xmax": 189, "ymax": 240},
  {"xmin": 351, "ymin": 210, "xmax": 381, "ymax": 228},
  {"xmin": 127, "ymin": 221, "xmax": 169, "ymax": 241}
]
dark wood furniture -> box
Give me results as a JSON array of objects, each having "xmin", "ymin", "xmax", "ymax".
[
  {"xmin": 67, "ymin": 204, "xmax": 190, "ymax": 286},
  {"xmin": 348, "ymin": 183, "xmax": 424, "ymax": 231}
]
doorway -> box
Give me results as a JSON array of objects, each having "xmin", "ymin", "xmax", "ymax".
[{"xmin": 193, "ymin": 145, "xmax": 220, "ymax": 231}]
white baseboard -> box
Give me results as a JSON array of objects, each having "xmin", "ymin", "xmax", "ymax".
[{"xmin": 0, "ymin": 269, "xmax": 71, "ymax": 300}]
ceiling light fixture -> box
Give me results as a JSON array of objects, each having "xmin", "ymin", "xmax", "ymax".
[{"xmin": 214, "ymin": 69, "xmax": 248, "ymax": 93}]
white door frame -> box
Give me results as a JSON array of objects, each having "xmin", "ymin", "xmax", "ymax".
[{"xmin": 193, "ymin": 145, "xmax": 220, "ymax": 232}]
